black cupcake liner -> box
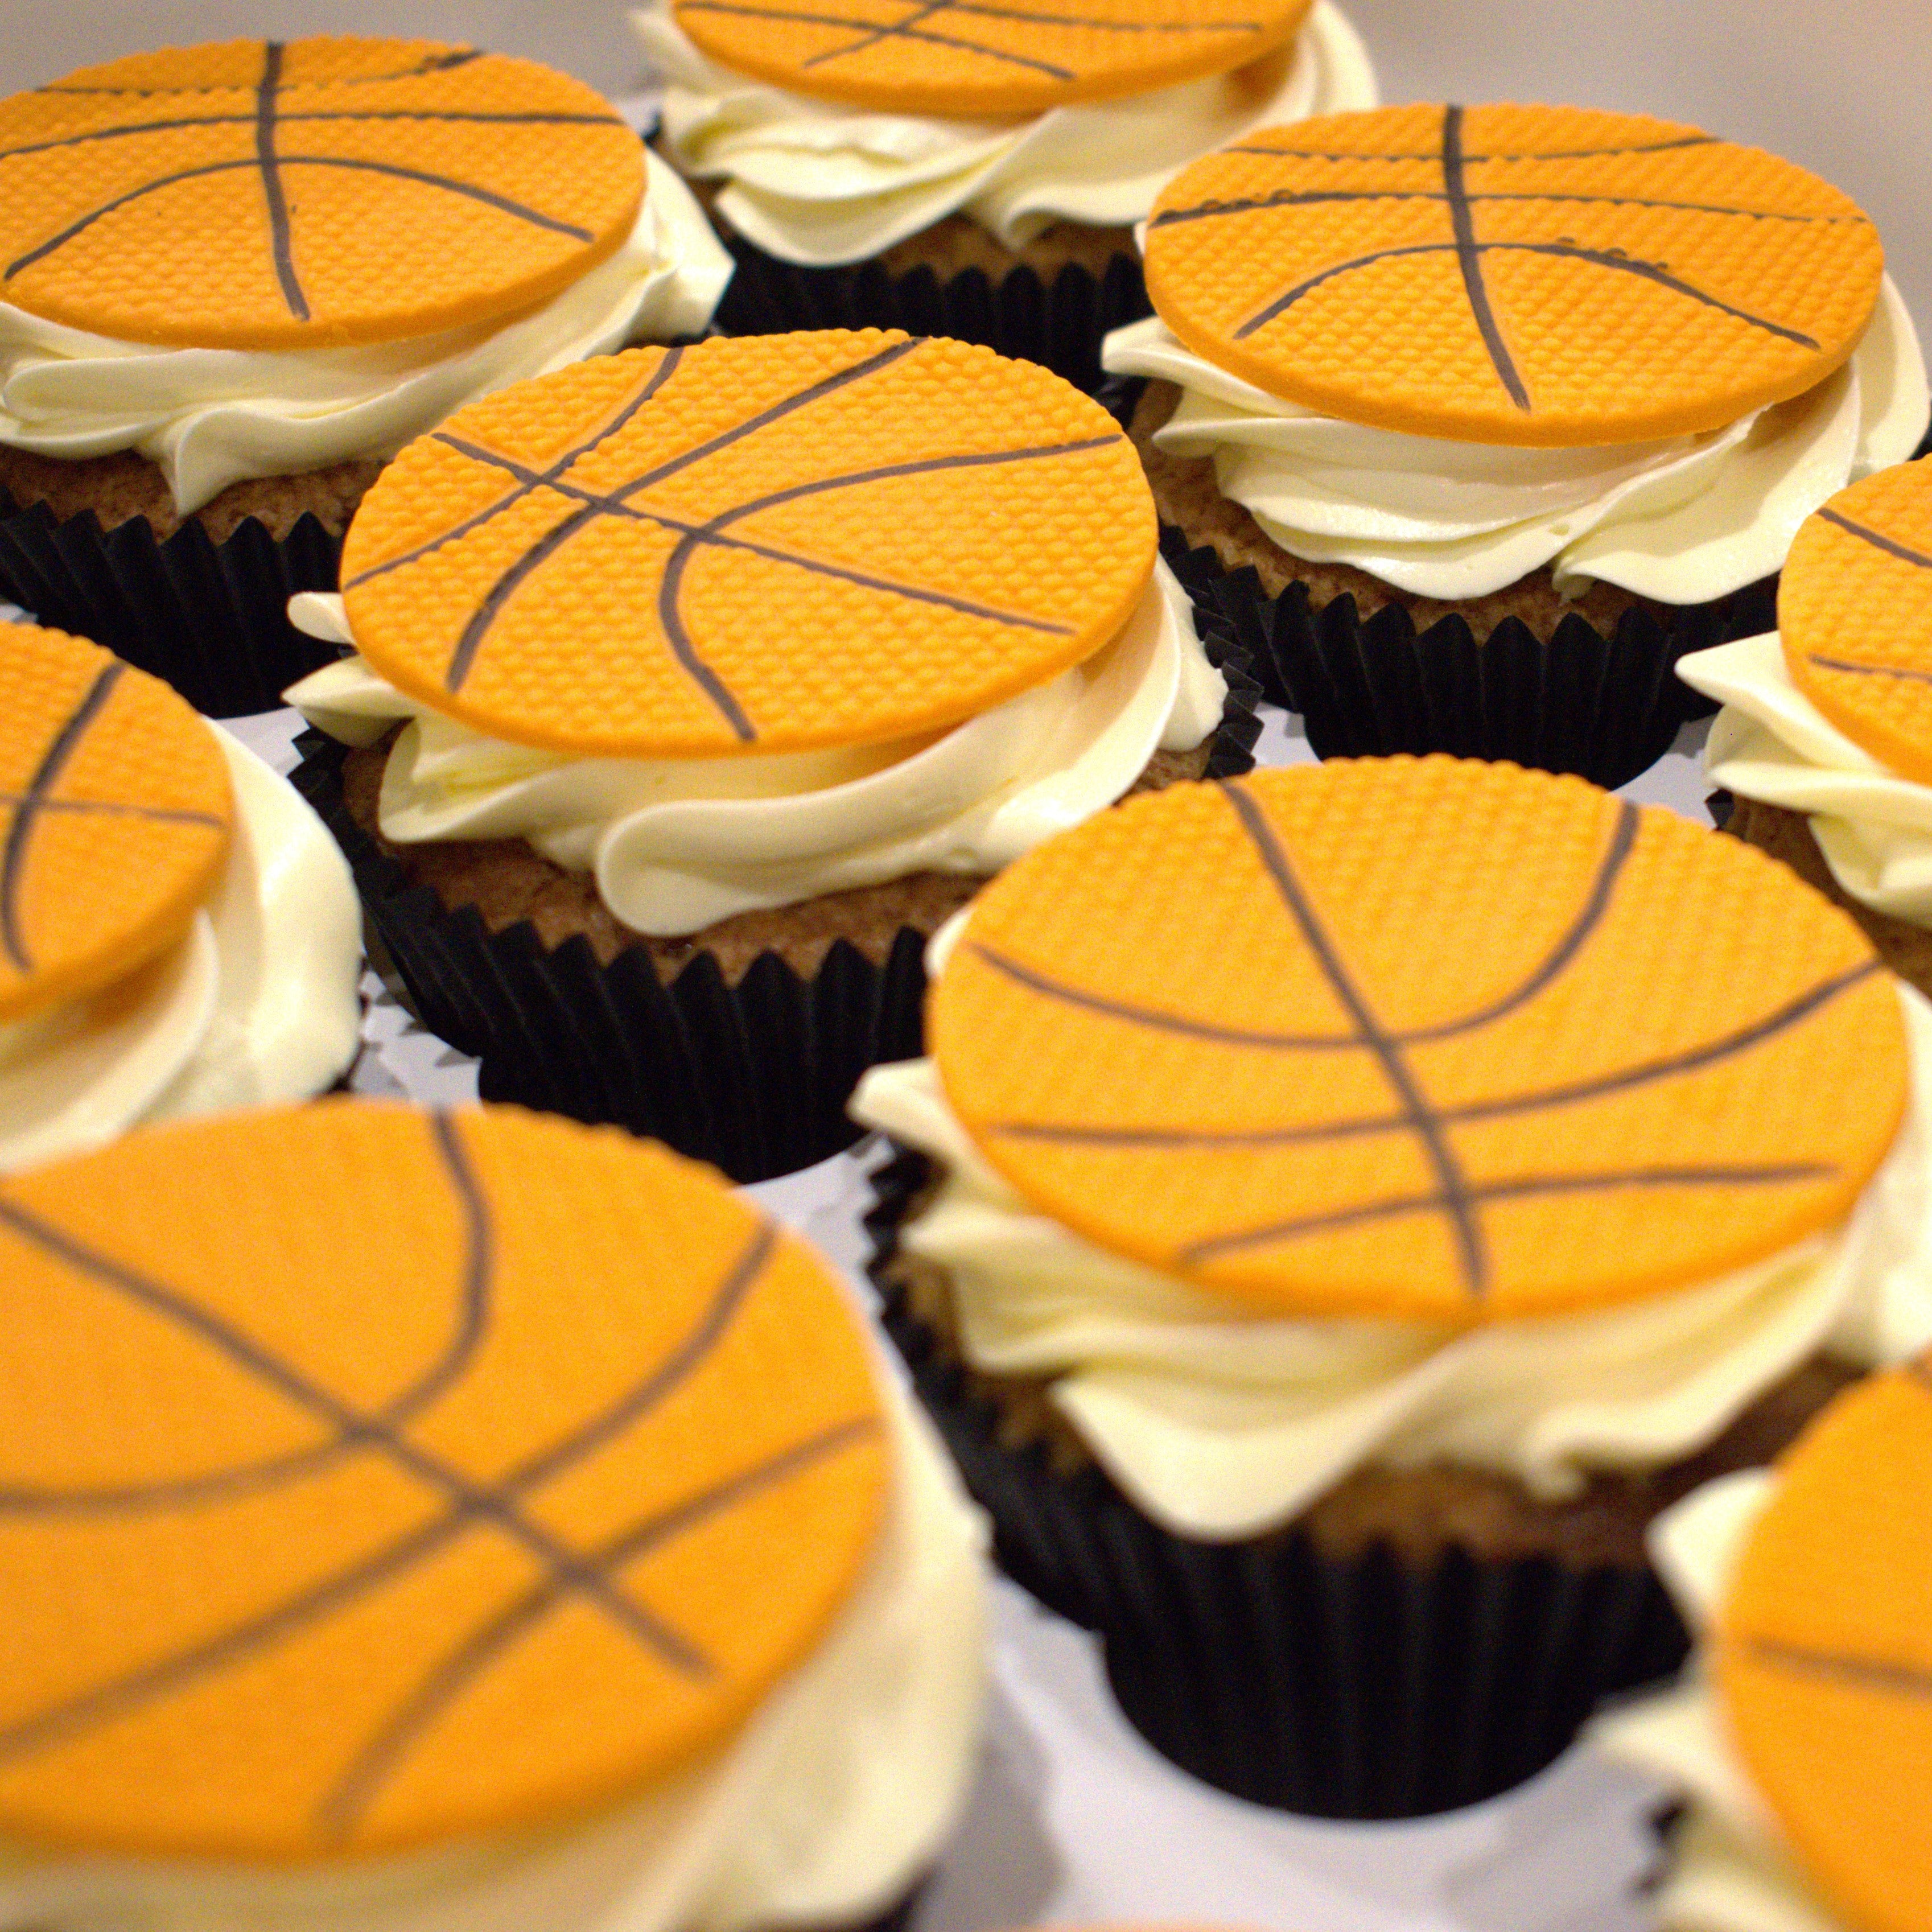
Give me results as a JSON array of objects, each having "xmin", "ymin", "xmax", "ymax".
[
  {"xmin": 0, "ymin": 487, "xmax": 347, "ymax": 717},
  {"xmin": 711, "ymin": 232, "xmax": 1150, "ymax": 396},
  {"xmin": 1159, "ymin": 524, "xmax": 1779, "ymax": 792},
  {"xmin": 289, "ymin": 624, "xmax": 1257, "ymax": 1184},
  {"xmin": 866, "ymin": 1147, "xmax": 1690, "ymax": 1820}
]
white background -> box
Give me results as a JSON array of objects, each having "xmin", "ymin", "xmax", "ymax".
[{"xmin": 7, "ymin": 5, "xmax": 1916, "ymax": 1929}]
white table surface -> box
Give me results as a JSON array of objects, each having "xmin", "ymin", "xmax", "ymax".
[{"xmin": 4, "ymin": 2, "xmax": 1906, "ymax": 1924}]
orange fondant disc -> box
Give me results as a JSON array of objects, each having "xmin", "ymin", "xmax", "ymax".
[
  {"xmin": 928, "ymin": 757, "xmax": 1905, "ymax": 1322},
  {"xmin": 1715, "ymin": 1365, "xmax": 1932, "ymax": 1932},
  {"xmin": 1782, "ymin": 461, "xmax": 1932, "ymax": 784},
  {"xmin": 0, "ymin": 37, "xmax": 643, "ymax": 350},
  {"xmin": 1143, "ymin": 104, "xmax": 1883, "ymax": 446},
  {"xmin": 671, "ymin": 0, "xmax": 1311, "ymax": 118},
  {"xmin": 340, "ymin": 331, "xmax": 1154, "ymax": 757},
  {"xmin": 0, "ymin": 624, "xmax": 230, "ymax": 1027},
  {"xmin": 0, "ymin": 1099, "xmax": 888, "ymax": 1859}
]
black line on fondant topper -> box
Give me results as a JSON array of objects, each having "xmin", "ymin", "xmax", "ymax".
[
  {"xmin": 797, "ymin": 0, "xmax": 1267, "ymax": 71},
  {"xmin": 0, "ymin": 660, "xmax": 123, "ymax": 976},
  {"xmin": 1441, "ymin": 102, "xmax": 1529, "ymax": 410},
  {"xmin": 1233, "ymin": 236, "xmax": 1823, "ymax": 352},
  {"xmin": 255, "ymin": 42, "xmax": 307, "ymax": 321},
  {"xmin": 1807, "ymin": 656, "xmax": 1932, "ymax": 688},
  {"xmin": 1745, "ymin": 1636, "xmax": 1932, "ymax": 1703},
  {"xmin": 1178, "ymin": 1162, "xmax": 1835, "ymax": 1266},
  {"xmin": 970, "ymin": 797, "xmax": 1639, "ymax": 1053},
  {"xmin": 1817, "ymin": 506, "xmax": 1932, "ymax": 572},
  {"xmin": 1223, "ymin": 134, "xmax": 1723, "ymax": 164},
  {"xmin": 318, "ymin": 1412, "xmax": 879, "ymax": 1836},
  {"xmin": 986, "ymin": 955, "xmax": 1881, "ymax": 1151},
  {"xmin": 1220, "ymin": 778, "xmax": 1489, "ymax": 1296},
  {"xmin": 0, "ymin": 1193, "xmax": 796, "ymax": 1775},
  {"xmin": 676, "ymin": 0, "xmax": 1076, "ymax": 77},
  {"xmin": 34, "ymin": 50, "xmax": 487, "ymax": 98},
  {"xmin": 1149, "ymin": 187, "xmax": 1847, "ymax": 233}
]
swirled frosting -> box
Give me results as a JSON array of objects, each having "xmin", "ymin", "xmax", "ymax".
[
  {"xmin": 1589, "ymin": 1472, "xmax": 1846, "ymax": 1932},
  {"xmin": 633, "ymin": 0, "xmax": 1377, "ymax": 267},
  {"xmin": 287, "ymin": 560, "xmax": 1225, "ymax": 937},
  {"xmin": 0, "ymin": 151, "xmax": 733, "ymax": 516},
  {"xmin": 0, "ymin": 1373, "xmax": 990, "ymax": 1932},
  {"xmin": 848, "ymin": 981, "xmax": 1932, "ymax": 1541},
  {"xmin": 1683, "ymin": 631, "xmax": 1932, "ymax": 928},
  {"xmin": 1101, "ymin": 279, "xmax": 1929, "ymax": 605},
  {"xmin": 0, "ymin": 726, "xmax": 362, "ymax": 1175}
]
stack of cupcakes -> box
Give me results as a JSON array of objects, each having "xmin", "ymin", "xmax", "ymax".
[
  {"xmin": 635, "ymin": 0, "xmax": 1375, "ymax": 389},
  {"xmin": 1105, "ymin": 102, "xmax": 1927, "ymax": 785},
  {"xmin": 0, "ymin": 35, "xmax": 732, "ymax": 714},
  {"xmin": 288, "ymin": 327, "xmax": 1256, "ymax": 1181}
]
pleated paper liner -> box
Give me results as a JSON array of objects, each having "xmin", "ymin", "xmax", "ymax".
[
  {"xmin": 1159, "ymin": 527, "xmax": 1782, "ymax": 792},
  {"xmin": 711, "ymin": 232, "xmax": 1151, "ymax": 396},
  {"xmin": 290, "ymin": 626, "xmax": 1258, "ymax": 1185},
  {"xmin": 864, "ymin": 1146, "xmax": 1690, "ymax": 1821},
  {"xmin": 0, "ymin": 489, "xmax": 345, "ymax": 718}
]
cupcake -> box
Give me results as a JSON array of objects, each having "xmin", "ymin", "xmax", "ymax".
[
  {"xmin": 1102, "ymin": 103, "xmax": 1930, "ymax": 786},
  {"xmin": 1591, "ymin": 1362, "xmax": 1932, "ymax": 1932},
  {"xmin": 633, "ymin": 0, "xmax": 1375, "ymax": 391},
  {"xmin": 0, "ymin": 1097, "xmax": 987, "ymax": 1930},
  {"xmin": 852, "ymin": 755, "xmax": 1932, "ymax": 1819},
  {"xmin": 0, "ymin": 619, "xmax": 360, "ymax": 1172},
  {"xmin": 1681, "ymin": 459, "xmax": 1932, "ymax": 1001},
  {"xmin": 0, "ymin": 35, "xmax": 732, "ymax": 716},
  {"xmin": 286, "ymin": 328, "xmax": 1255, "ymax": 1184}
]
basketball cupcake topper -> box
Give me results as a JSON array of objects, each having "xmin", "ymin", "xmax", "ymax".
[
  {"xmin": 1143, "ymin": 103, "xmax": 1883, "ymax": 446},
  {"xmin": 0, "ymin": 1102, "xmax": 888, "ymax": 1858},
  {"xmin": 0, "ymin": 36, "xmax": 645, "ymax": 350},
  {"xmin": 669, "ymin": 0, "xmax": 1312, "ymax": 118},
  {"xmin": 928, "ymin": 758, "xmax": 1907, "ymax": 1321},
  {"xmin": 340, "ymin": 331, "xmax": 1155, "ymax": 758},
  {"xmin": 1781, "ymin": 461, "xmax": 1932, "ymax": 785},
  {"xmin": 0, "ymin": 625, "xmax": 230, "ymax": 1027},
  {"xmin": 1714, "ymin": 1363, "xmax": 1932, "ymax": 1932}
]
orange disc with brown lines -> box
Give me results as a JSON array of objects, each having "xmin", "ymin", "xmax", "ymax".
[
  {"xmin": 1782, "ymin": 462, "xmax": 1932, "ymax": 785},
  {"xmin": 340, "ymin": 330, "xmax": 1155, "ymax": 757},
  {"xmin": 0, "ymin": 37, "xmax": 644, "ymax": 351},
  {"xmin": 929, "ymin": 757, "xmax": 1906, "ymax": 1323},
  {"xmin": 0, "ymin": 624, "xmax": 230, "ymax": 1028},
  {"xmin": 672, "ymin": 0, "xmax": 1311, "ymax": 118},
  {"xmin": 0, "ymin": 1098, "xmax": 887, "ymax": 1859},
  {"xmin": 1142, "ymin": 103, "xmax": 1883, "ymax": 446},
  {"xmin": 1714, "ymin": 1365, "xmax": 1932, "ymax": 1932}
]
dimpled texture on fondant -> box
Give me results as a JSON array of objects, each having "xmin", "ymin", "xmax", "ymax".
[
  {"xmin": 0, "ymin": 1099, "xmax": 888, "ymax": 1859},
  {"xmin": 1782, "ymin": 460, "xmax": 1932, "ymax": 784},
  {"xmin": 929, "ymin": 757, "xmax": 1905, "ymax": 1322},
  {"xmin": 340, "ymin": 330, "xmax": 1155, "ymax": 757},
  {"xmin": 1716, "ymin": 1366, "xmax": 1932, "ymax": 1932},
  {"xmin": 1142, "ymin": 103, "xmax": 1884, "ymax": 446},
  {"xmin": 0, "ymin": 624, "xmax": 230, "ymax": 1027},
  {"xmin": 0, "ymin": 36, "xmax": 644, "ymax": 350},
  {"xmin": 671, "ymin": 0, "xmax": 1311, "ymax": 118}
]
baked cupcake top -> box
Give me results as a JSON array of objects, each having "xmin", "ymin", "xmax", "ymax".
[
  {"xmin": 1141, "ymin": 102, "xmax": 1883, "ymax": 446},
  {"xmin": 0, "ymin": 1099, "xmax": 888, "ymax": 1859},
  {"xmin": 0, "ymin": 36, "xmax": 645, "ymax": 350},
  {"xmin": 1779, "ymin": 460, "xmax": 1932, "ymax": 784},
  {"xmin": 927, "ymin": 757, "xmax": 1906, "ymax": 1321},
  {"xmin": 1711, "ymin": 1363, "xmax": 1932, "ymax": 1932},
  {"xmin": 337, "ymin": 329, "xmax": 1154, "ymax": 757},
  {"xmin": 0, "ymin": 624, "xmax": 230, "ymax": 1025},
  {"xmin": 668, "ymin": 0, "xmax": 1313, "ymax": 117}
]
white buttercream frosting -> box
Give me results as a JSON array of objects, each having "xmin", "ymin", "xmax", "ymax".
[
  {"xmin": 634, "ymin": 0, "xmax": 1377, "ymax": 267},
  {"xmin": 0, "ymin": 1372, "xmax": 990, "ymax": 1932},
  {"xmin": 0, "ymin": 725, "xmax": 362, "ymax": 1175},
  {"xmin": 286, "ymin": 559, "xmax": 1226, "ymax": 937},
  {"xmin": 0, "ymin": 151, "xmax": 734, "ymax": 516},
  {"xmin": 1683, "ymin": 629, "xmax": 1932, "ymax": 929},
  {"xmin": 847, "ymin": 983, "xmax": 1932, "ymax": 1541},
  {"xmin": 1101, "ymin": 279, "xmax": 1929, "ymax": 605},
  {"xmin": 1589, "ymin": 1472, "xmax": 1849, "ymax": 1932}
]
